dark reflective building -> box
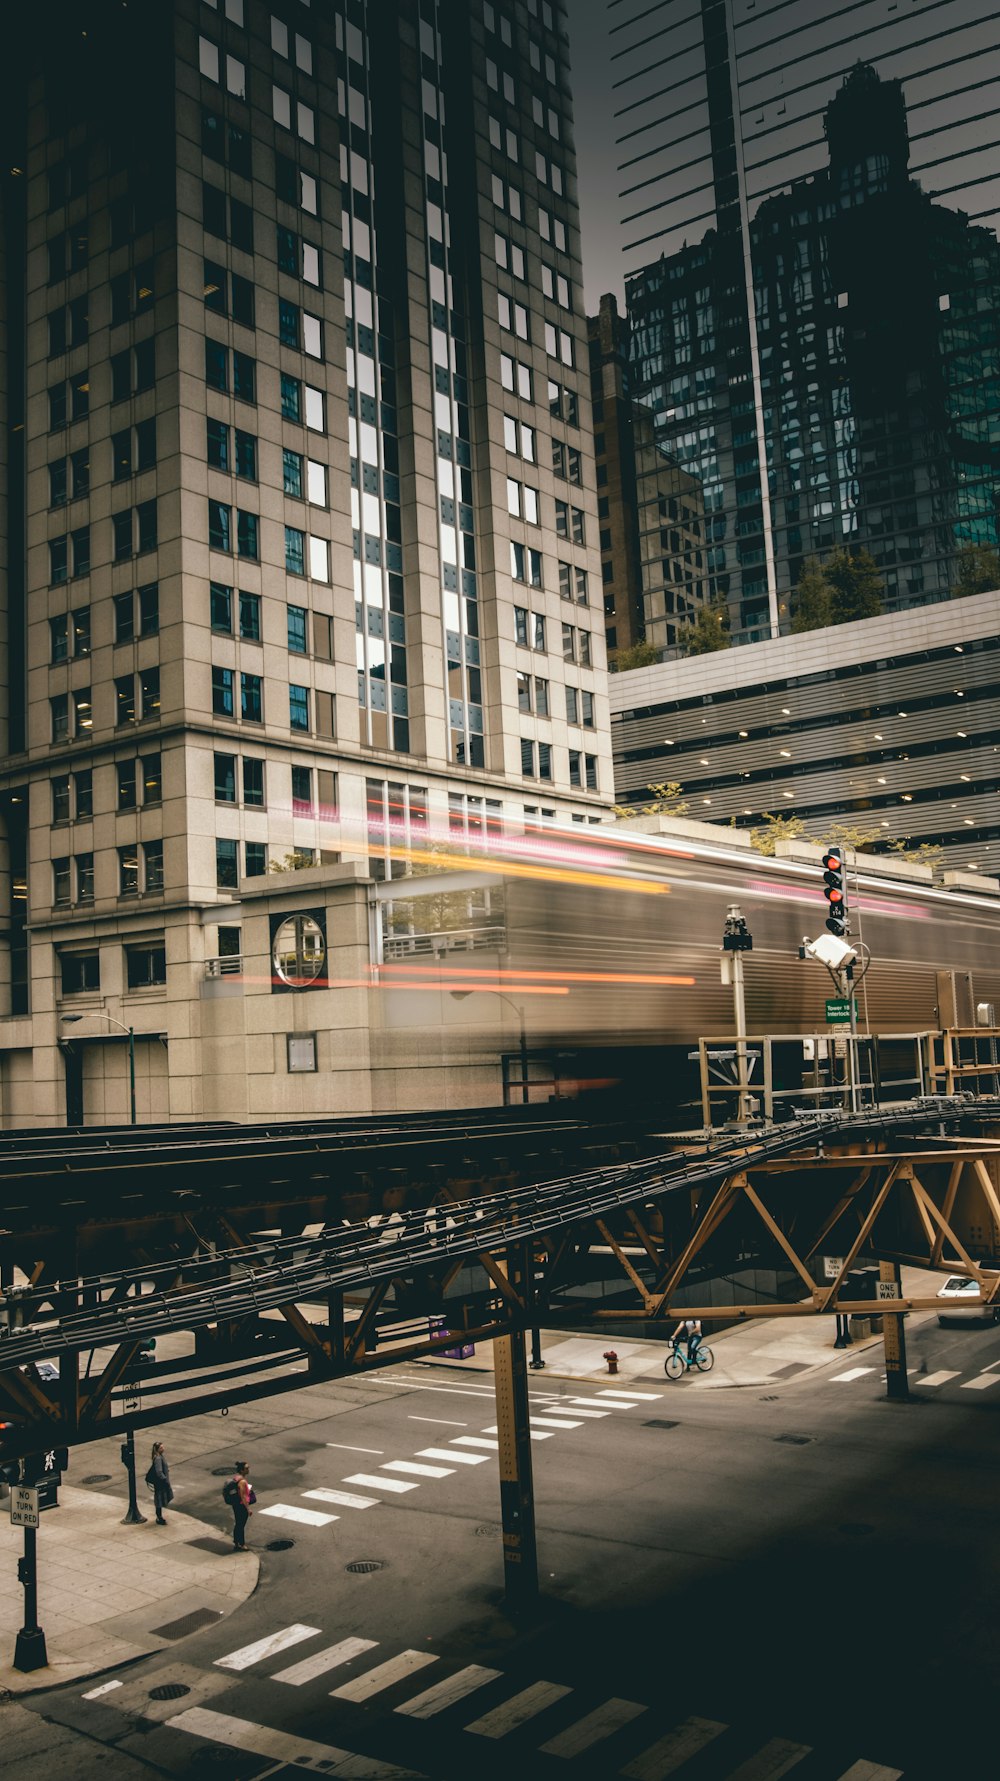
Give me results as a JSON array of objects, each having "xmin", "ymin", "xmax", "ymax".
[{"xmin": 616, "ymin": 0, "xmax": 1000, "ymax": 643}]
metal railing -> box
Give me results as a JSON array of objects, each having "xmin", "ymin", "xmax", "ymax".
[
  {"xmin": 926, "ymin": 1028, "xmax": 1000, "ymax": 1099},
  {"xmin": 382, "ymin": 924, "xmax": 506, "ymax": 961},
  {"xmin": 204, "ymin": 955, "xmax": 244, "ymax": 978},
  {"xmin": 695, "ymin": 1030, "xmax": 936, "ymax": 1128}
]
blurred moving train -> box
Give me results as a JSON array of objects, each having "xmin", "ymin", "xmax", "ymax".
[{"xmin": 376, "ymin": 818, "xmax": 1000, "ymax": 1112}]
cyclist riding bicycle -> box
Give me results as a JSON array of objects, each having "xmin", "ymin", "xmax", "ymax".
[{"xmin": 672, "ymin": 1317, "xmax": 703, "ymax": 1363}]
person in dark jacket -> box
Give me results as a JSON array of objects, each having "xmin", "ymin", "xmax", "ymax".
[
  {"xmin": 231, "ymin": 1460, "xmax": 253, "ymax": 1550},
  {"xmin": 151, "ymin": 1441, "xmax": 173, "ymax": 1524}
]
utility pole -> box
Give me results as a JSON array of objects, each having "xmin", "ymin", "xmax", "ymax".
[
  {"xmin": 880, "ymin": 1260, "xmax": 908, "ymax": 1402},
  {"xmin": 721, "ymin": 906, "xmax": 753, "ymax": 1125},
  {"xmin": 120, "ymin": 1425, "xmax": 147, "ymax": 1525}
]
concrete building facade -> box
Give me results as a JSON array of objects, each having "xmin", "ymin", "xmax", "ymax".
[
  {"xmin": 610, "ymin": 590, "xmax": 1000, "ymax": 880},
  {"xmin": 0, "ymin": 0, "xmax": 612, "ymax": 1126}
]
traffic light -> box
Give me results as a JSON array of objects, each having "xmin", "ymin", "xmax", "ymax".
[{"xmin": 822, "ymin": 847, "xmax": 849, "ymax": 936}]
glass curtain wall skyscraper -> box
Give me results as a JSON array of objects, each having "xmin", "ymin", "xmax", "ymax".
[{"xmin": 613, "ymin": 0, "xmax": 1000, "ymax": 643}]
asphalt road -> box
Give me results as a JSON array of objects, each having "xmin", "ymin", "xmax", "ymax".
[{"xmin": 6, "ymin": 1315, "xmax": 1000, "ymax": 1780}]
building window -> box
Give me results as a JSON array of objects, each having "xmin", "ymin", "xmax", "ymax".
[
  {"xmin": 208, "ymin": 499, "xmax": 231, "ymax": 552},
  {"xmin": 243, "ymin": 757, "xmax": 265, "ymax": 807},
  {"xmin": 118, "ymin": 845, "xmax": 139, "ymax": 897},
  {"xmin": 235, "ymin": 430, "xmax": 257, "ymax": 480},
  {"xmin": 210, "ymin": 582, "xmax": 232, "ymax": 631},
  {"xmin": 207, "ymin": 417, "xmax": 229, "ymax": 469},
  {"xmin": 245, "ymin": 841, "xmax": 267, "ymax": 877},
  {"xmin": 51, "ymin": 775, "xmax": 70, "ymax": 824},
  {"xmin": 285, "ymin": 526, "xmax": 305, "ymax": 575},
  {"xmin": 212, "ymin": 666, "xmax": 234, "ymax": 717},
  {"xmin": 60, "ymin": 951, "xmax": 100, "ymax": 995},
  {"xmin": 283, "ymin": 448, "xmax": 303, "ymax": 498},
  {"xmin": 287, "ymin": 605, "xmax": 308, "ymax": 653},
  {"xmin": 236, "ymin": 509, "xmax": 259, "ymax": 559},
  {"xmin": 214, "ymin": 752, "xmax": 236, "ymax": 803},
  {"xmin": 51, "ymin": 695, "xmax": 69, "ymax": 744},
  {"xmin": 291, "ymin": 764, "xmax": 313, "ymax": 813},
  {"xmin": 142, "ymin": 754, "xmax": 162, "ymax": 804},
  {"xmin": 143, "ymin": 841, "xmax": 164, "ymax": 894},
  {"xmin": 241, "ymin": 671, "xmax": 262, "ymax": 722},
  {"xmin": 116, "ymin": 676, "xmax": 136, "ymax": 726},
  {"xmin": 53, "ymin": 857, "xmax": 71, "ymax": 906},
  {"xmin": 216, "ymin": 838, "xmax": 239, "ymax": 889},
  {"xmin": 125, "ymin": 942, "xmax": 167, "ymax": 989},
  {"xmin": 139, "ymin": 667, "xmax": 160, "ymax": 719},
  {"xmin": 117, "ymin": 759, "xmax": 137, "ymax": 810},
  {"xmin": 240, "ymin": 592, "xmax": 261, "ymax": 641},
  {"xmin": 76, "ymin": 852, "xmax": 94, "ymax": 903},
  {"xmin": 520, "ymin": 739, "xmax": 535, "ymax": 778},
  {"xmin": 289, "ymin": 683, "xmax": 309, "ymax": 731}
]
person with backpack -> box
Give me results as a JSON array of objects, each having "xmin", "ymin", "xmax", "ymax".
[
  {"xmin": 146, "ymin": 1441, "xmax": 173, "ymax": 1525},
  {"xmin": 223, "ymin": 1460, "xmax": 254, "ymax": 1550}
]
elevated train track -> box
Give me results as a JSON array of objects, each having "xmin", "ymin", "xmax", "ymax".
[{"xmin": 2, "ymin": 1097, "xmax": 1000, "ymax": 1465}]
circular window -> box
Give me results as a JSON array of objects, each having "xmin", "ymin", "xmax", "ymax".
[{"xmin": 272, "ymin": 914, "xmax": 326, "ymax": 988}]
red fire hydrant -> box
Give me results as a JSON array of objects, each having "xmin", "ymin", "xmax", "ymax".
[{"xmin": 603, "ymin": 1350, "xmax": 619, "ymax": 1376}]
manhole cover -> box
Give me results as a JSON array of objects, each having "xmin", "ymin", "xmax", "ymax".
[
  {"xmin": 475, "ymin": 1524, "xmax": 500, "ymax": 1537},
  {"xmin": 212, "ymin": 1466, "xmax": 236, "ymax": 1477},
  {"xmin": 346, "ymin": 1559, "xmax": 384, "ymax": 1573},
  {"xmin": 839, "ymin": 1522, "xmax": 875, "ymax": 1537},
  {"xmin": 266, "ymin": 1539, "xmax": 295, "ymax": 1552},
  {"xmin": 81, "ymin": 1474, "xmax": 112, "ymax": 1485},
  {"xmin": 774, "ymin": 1434, "xmax": 813, "ymax": 1446},
  {"xmin": 643, "ymin": 1419, "xmax": 680, "ymax": 1430},
  {"xmin": 149, "ymin": 1682, "xmax": 191, "ymax": 1701}
]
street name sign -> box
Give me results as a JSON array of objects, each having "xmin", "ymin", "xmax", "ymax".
[{"xmin": 10, "ymin": 1486, "xmax": 39, "ymax": 1528}]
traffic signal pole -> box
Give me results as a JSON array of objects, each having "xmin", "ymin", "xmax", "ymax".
[
  {"xmin": 121, "ymin": 1426, "xmax": 147, "ymax": 1525},
  {"xmin": 13, "ymin": 1521, "xmax": 47, "ymax": 1672}
]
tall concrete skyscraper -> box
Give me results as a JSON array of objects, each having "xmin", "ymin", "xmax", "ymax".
[
  {"xmin": 614, "ymin": 1, "xmax": 1000, "ymax": 643},
  {"xmin": 0, "ymin": 0, "xmax": 610, "ymax": 1123}
]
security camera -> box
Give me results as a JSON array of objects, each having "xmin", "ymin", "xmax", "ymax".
[{"xmin": 804, "ymin": 932, "xmax": 857, "ymax": 971}]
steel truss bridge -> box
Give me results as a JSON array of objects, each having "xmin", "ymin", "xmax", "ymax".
[{"xmin": 2, "ymin": 1097, "xmax": 999, "ymax": 1466}]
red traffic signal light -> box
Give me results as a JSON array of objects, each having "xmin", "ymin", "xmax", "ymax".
[{"xmin": 821, "ymin": 846, "xmax": 849, "ymax": 935}]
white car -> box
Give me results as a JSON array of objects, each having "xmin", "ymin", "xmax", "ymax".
[{"xmin": 936, "ymin": 1276, "xmax": 1000, "ymax": 1325}]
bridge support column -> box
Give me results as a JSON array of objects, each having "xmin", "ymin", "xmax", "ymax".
[
  {"xmin": 880, "ymin": 1261, "xmax": 908, "ymax": 1402},
  {"xmin": 494, "ymin": 1318, "xmax": 538, "ymax": 1610}
]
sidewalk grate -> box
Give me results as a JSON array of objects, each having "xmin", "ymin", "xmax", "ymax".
[
  {"xmin": 346, "ymin": 1559, "xmax": 384, "ymax": 1573},
  {"xmin": 81, "ymin": 1473, "xmax": 112, "ymax": 1484},
  {"xmin": 475, "ymin": 1524, "xmax": 501, "ymax": 1536},
  {"xmin": 149, "ymin": 1682, "xmax": 191, "ymax": 1701},
  {"xmin": 643, "ymin": 1419, "xmax": 680, "ymax": 1430}
]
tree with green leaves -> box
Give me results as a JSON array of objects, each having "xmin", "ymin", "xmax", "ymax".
[
  {"xmin": 614, "ymin": 782, "xmax": 689, "ymax": 819},
  {"xmin": 678, "ymin": 597, "xmax": 731, "ymax": 655},
  {"xmin": 791, "ymin": 548, "xmax": 884, "ymax": 632},
  {"xmin": 748, "ymin": 812, "xmax": 814, "ymax": 855},
  {"xmin": 608, "ymin": 639, "xmax": 661, "ymax": 673},
  {"xmin": 950, "ymin": 543, "xmax": 1000, "ymax": 600}
]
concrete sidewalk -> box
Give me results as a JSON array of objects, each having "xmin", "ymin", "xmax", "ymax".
[
  {"xmin": 420, "ymin": 1263, "xmax": 948, "ymax": 1391},
  {"xmin": 0, "ymin": 1487, "xmax": 258, "ymax": 1696}
]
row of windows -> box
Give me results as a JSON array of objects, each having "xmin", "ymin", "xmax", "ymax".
[
  {"xmin": 514, "ymin": 606, "xmax": 594, "ymax": 665},
  {"xmin": 213, "ymin": 753, "xmax": 337, "ymax": 814},
  {"xmin": 520, "ymin": 740, "xmax": 599, "ymax": 789},
  {"xmin": 211, "ymin": 667, "xmax": 335, "ymax": 738},
  {"xmin": 53, "ymin": 841, "xmax": 163, "ymax": 906},
  {"xmin": 516, "ymin": 671, "xmax": 595, "ymax": 727},
  {"xmin": 60, "ymin": 940, "xmax": 166, "ymax": 993},
  {"xmin": 52, "ymin": 755, "xmax": 162, "ymax": 824}
]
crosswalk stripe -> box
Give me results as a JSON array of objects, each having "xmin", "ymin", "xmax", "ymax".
[
  {"xmin": 303, "ymin": 1488, "xmax": 380, "ymax": 1508},
  {"xmin": 258, "ymin": 1503, "xmax": 338, "ymax": 1528},
  {"xmin": 568, "ymin": 1396, "xmax": 635, "ymax": 1409},
  {"xmin": 465, "ymin": 1679, "xmax": 572, "ymax": 1737},
  {"xmin": 481, "ymin": 1425, "xmax": 554, "ymax": 1442},
  {"xmin": 961, "ymin": 1373, "xmax": 1000, "ymax": 1390},
  {"xmin": 417, "ymin": 1446, "xmax": 489, "ymax": 1466},
  {"xmin": 832, "ymin": 1367, "xmax": 875, "ymax": 1382},
  {"xmin": 620, "ymin": 1714, "xmax": 728, "ymax": 1778},
  {"xmin": 538, "ymin": 1695, "xmax": 646, "ymax": 1757},
  {"xmin": 549, "ymin": 1405, "xmax": 609, "ymax": 1418},
  {"xmin": 722, "ymin": 1735, "xmax": 811, "ymax": 1779},
  {"xmin": 82, "ymin": 1678, "xmax": 123, "ymax": 1700},
  {"xmin": 914, "ymin": 1370, "xmax": 961, "ymax": 1387},
  {"xmin": 451, "ymin": 1436, "xmax": 499, "ymax": 1450},
  {"xmin": 215, "ymin": 1623, "xmax": 321, "ymax": 1672},
  {"xmin": 529, "ymin": 1416, "xmax": 585, "ymax": 1430},
  {"xmin": 272, "ymin": 1636, "xmax": 378, "ymax": 1686},
  {"xmin": 343, "ymin": 1472, "xmax": 417, "ymax": 1494},
  {"xmin": 382, "ymin": 1460, "xmax": 455, "ymax": 1479},
  {"xmin": 595, "ymin": 1389, "xmax": 660, "ymax": 1401},
  {"xmin": 164, "ymin": 1704, "xmax": 425, "ymax": 1778},
  {"xmin": 834, "ymin": 1762, "xmax": 904, "ymax": 1780},
  {"xmin": 395, "ymin": 1664, "xmax": 502, "ymax": 1719},
  {"xmin": 332, "ymin": 1649, "xmax": 439, "ymax": 1702}
]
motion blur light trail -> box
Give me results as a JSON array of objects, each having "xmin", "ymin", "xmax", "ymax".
[{"xmin": 380, "ymin": 963, "xmax": 696, "ymax": 988}]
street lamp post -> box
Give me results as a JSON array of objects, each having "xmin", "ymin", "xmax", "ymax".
[{"xmin": 61, "ymin": 1013, "xmax": 136, "ymax": 1125}]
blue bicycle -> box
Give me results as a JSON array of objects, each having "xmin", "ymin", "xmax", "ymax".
[{"xmin": 665, "ymin": 1340, "xmax": 714, "ymax": 1380}]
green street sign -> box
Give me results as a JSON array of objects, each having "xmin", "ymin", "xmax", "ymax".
[{"xmin": 825, "ymin": 997, "xmax": 855, "ymax": 1025}]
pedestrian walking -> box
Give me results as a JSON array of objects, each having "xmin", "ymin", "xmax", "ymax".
[
  {"xmin": 223, "ymin": 1460, "xmax": 254, "ymax": 1550},
  {"xmin": 148, "ymin": 1441, "xmax": 173, "ymax": 1524}
]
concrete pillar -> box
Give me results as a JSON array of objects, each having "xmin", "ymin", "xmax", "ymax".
[
  {"xmin": 880, "ymin": 1260, "xmax": 908, "ymax": 1401},
  {"xmin": 493, "ymin": 1309, "xmax": 538, "ymax": 1608}
]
